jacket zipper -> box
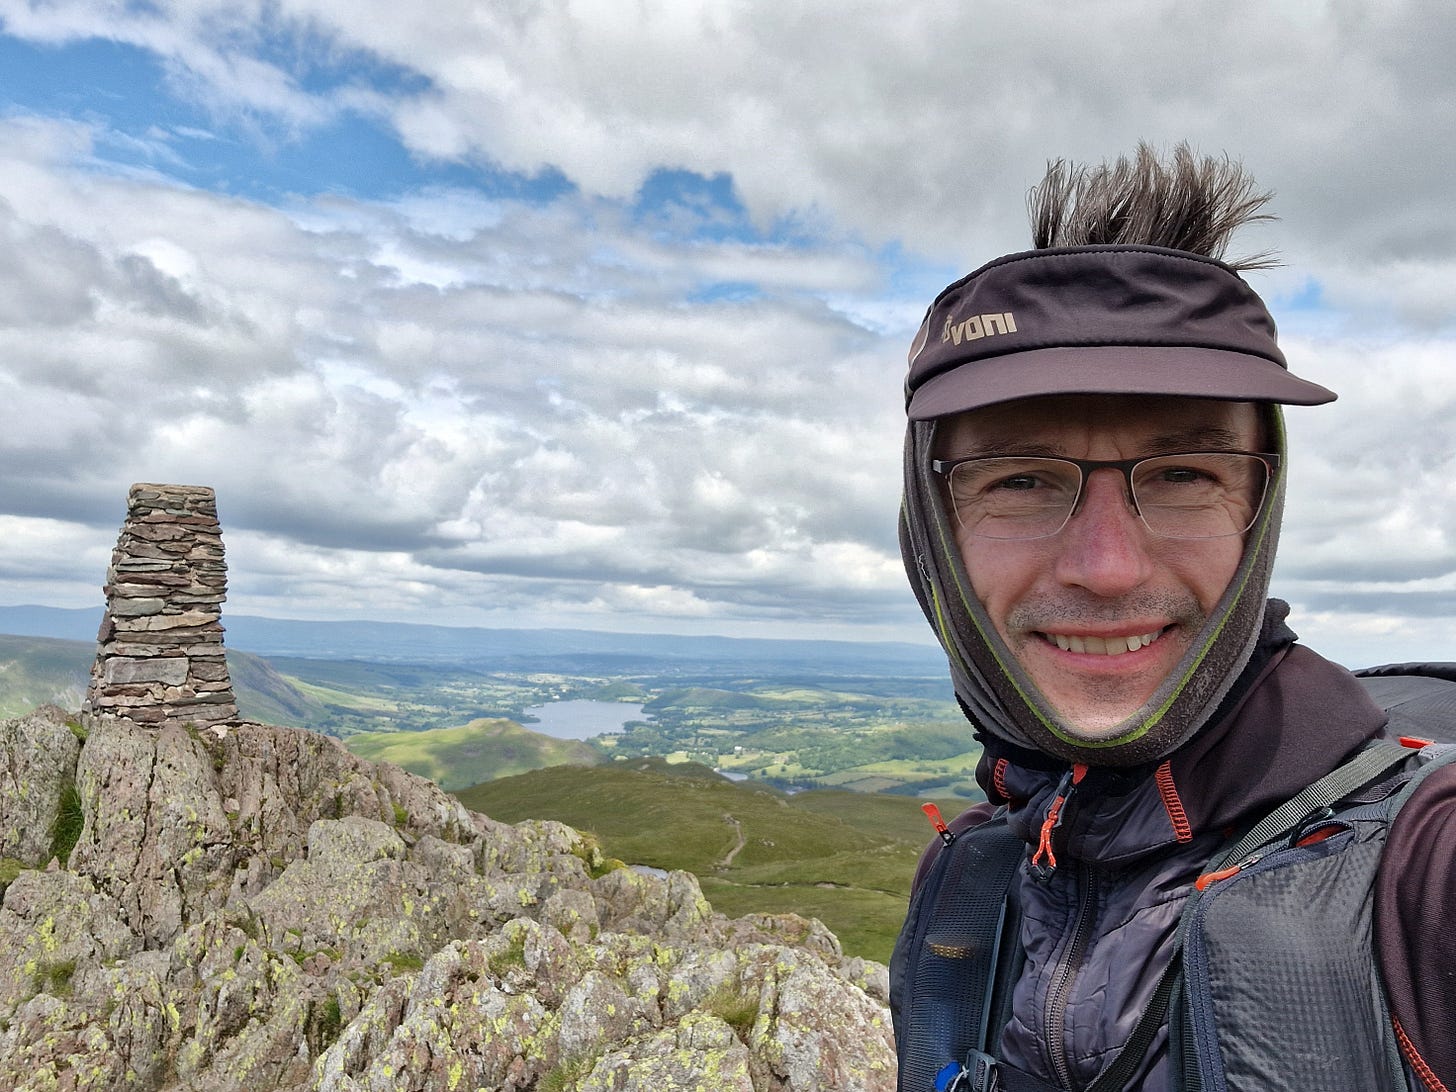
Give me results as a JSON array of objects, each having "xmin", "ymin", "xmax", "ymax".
[
  {"xmin": 1030, "ymin": 764, "xmax": 1093, "ymax": 1090},
  {"xmin": 1046, "ymin": 861, "xmax": 1099, "ymax": 1090}
]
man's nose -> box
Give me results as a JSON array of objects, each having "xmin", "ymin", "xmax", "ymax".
[{"xmin": 1052, "ymin": 468, "xmax": 1155, "ymax": 596}]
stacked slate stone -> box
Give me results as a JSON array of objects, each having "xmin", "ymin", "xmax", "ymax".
[{"xmin": 82, "ymin": 483, "xmax": 240, "ymax": 728}]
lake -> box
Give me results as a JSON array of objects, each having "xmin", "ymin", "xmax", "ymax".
[{"xmin": 520, "ymin": 699, "xmax": 650, "ymax": 740}]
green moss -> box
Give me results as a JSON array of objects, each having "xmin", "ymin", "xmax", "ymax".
[
  {"xmin": 569, "ymin": 833, "xmax": 626, "ymax": 879},
  {"xmin": 66, "ymin": 719, "xmax": 88, "ymax": 742},
  {"xmin": 494, "ymin": 932, "xmax": 528, "ymax": 974},
  {"xmin": 540, "ymin": 1052, "xmax": 598, "ymax": 1092},
  {"xmin": 306, "ymin": 994, "xmax": 345, "ymax": 1054},
  {"xmin": 391, "ymin": 801, "xmax": 409, "ymax": 829},
  {"xmin": 47, "ymin": 780, "xmax": 84, "ymax": 866},
  {"xmin": 706, "ymin": 985, "xmax": 760, "ymax": 1041},
  {"xmin": 233, "ymin": 910, "xmax": 262, "ymax": 941},
  {"xmin": 321, "ymin": 995, "xmax": 343, "ymax": 1045},
  {"xmin": 0, "ymin": 857, "xmax": 26, "ymax": 887},
  {"xmin": 32, "ymin": 958, "xmax": 77, "ymax": 998},
  {"xmin": 381, "ymin": 950, "xmax": 423, "ymax": 973},
  {"xmin": 291, "ymin": 945, "xmax": 341, "ymax": 968}
]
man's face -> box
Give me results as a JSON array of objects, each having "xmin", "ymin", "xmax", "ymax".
[{"xmin": 936, "ymin": 394, "xmax": 1265, "ymax": 737}]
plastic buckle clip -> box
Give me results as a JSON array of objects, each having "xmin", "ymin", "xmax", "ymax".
[
  {"xmin": 966, "ymin": 1050, "xmax": 1001, "ymax": 1092},
  {"xmin": 934, "ymin": 1051, "xmax": 1000, "ymax": 1092}
]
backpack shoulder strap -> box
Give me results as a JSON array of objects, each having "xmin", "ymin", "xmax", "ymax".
[
  {"xmin": 891, "ymin": 812, "xmax": 1024, "ymax": 1092},
  {"xmin": 1200, "ymin": 738, "xmax": 1419, "ymax": 878}
]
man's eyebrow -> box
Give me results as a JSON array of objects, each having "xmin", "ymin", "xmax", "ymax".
[
  {"xmin": 941, "ymin": 426, "xmax": 1251, "ymax": 460},
  {"xmin": 949, "ymin": 438, "xmax": 1064, "ymax": 458},
  {"xmin": 1145, "ymin": 426, "xmax": 1248, "ymax": 451}
]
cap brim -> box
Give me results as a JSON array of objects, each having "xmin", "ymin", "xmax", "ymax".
[{"xmin": 906, "ymin": 345, "xmax": 1337, "ymax": 420}]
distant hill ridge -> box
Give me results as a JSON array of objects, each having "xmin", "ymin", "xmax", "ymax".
[
  {"xmin": 0, "ymin": 605, "xmax": 942, "ymax": 674},
  {"xmin": 0, "ymin": 633, "xmax": 325, "ymax": 724}
]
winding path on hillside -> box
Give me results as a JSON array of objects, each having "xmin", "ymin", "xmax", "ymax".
[{"xmin": 718, "ymin": 813, "xmax": 747, "ymax": 869}]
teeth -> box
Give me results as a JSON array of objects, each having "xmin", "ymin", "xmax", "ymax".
[{"xmin": 1049, "ymin": 630, "xmax": 1160, "ymax": 656}]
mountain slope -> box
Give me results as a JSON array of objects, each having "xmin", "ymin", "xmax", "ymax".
[
  {"xmin": 0, "ymin": 634, "xmax": 90, "ymax": 718},
  {"xmin": 345, "ymin": 719, "xmax": 603, "ymax": 790},
  {"xmin": 455, "ymin": 759, "xmax": 960, "ymax": 960}
]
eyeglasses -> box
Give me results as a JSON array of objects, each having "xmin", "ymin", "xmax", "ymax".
[{"xmin": 930, "ymin": 451, "xmax": 1279, "ymax": 541}]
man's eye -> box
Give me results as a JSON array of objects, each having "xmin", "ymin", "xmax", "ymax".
[
  {"xmin": 990, "ymin": 474, "xmax": 1043, "ymax": 491},
  {"xmin": 1155, "ymin": 466, "xmax": 1211, "ymax": 485}
]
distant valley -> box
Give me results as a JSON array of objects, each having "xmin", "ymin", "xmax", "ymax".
[
  {"xmin": 1, "ymin": 607, "xmax": 979, "ymax": 962},
  {"xmin": 0, "ymin": 604, "xmax": 973, "ymax": 794}
]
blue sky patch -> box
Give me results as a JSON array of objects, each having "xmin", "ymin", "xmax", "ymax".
[{"xmin": 0, "ymin": 32, "xmax": 573, "ymax": 204}]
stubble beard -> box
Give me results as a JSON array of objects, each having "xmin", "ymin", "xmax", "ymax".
[{"xmin": 1003, "ymin": 591, "xmax": 1210, "ymax": 735}]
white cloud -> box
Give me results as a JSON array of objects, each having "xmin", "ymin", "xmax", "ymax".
[
  {"xmin": 1, "ymin": 1, "xmax": 1455, "ymax": 654},
  {"xmin": 8, "ymin": 1, "xmax": 1455, "ymax": 276},
  {"xmin": 0, "ymin": 113, "xmax": 919, "ymax": 636}
]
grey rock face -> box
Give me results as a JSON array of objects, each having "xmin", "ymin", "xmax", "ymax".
[
  {"xmin": 0, "ymin": 710, "xmax": 897, "ymax": 1090},
  {"xmin": 0, "ymin": 705, "xmax": 83, "ymax": 867}
]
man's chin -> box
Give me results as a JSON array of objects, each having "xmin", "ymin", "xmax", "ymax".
[
  {"xmin": 1037, "ymin": 683, "xmax": 1157, "ymax": 740},
  {"xmin": 1053, "ymin": 718, "xmax": 1142, "ymax": 743},
  {"xmin": 1014, "ymin": 636, "xmax": 1186, "ymax": 743}
]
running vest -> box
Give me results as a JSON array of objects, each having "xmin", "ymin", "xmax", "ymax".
[{"xmin": 890, "ymin": 667, "xmax": 1456, "ymax": 1092}]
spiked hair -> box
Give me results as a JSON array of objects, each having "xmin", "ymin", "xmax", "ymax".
[{"xmin": 1028, "ymin": 142, "xmax": 1278, "ymax": 271}]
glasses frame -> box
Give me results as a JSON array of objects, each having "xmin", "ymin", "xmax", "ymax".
[{"xmin": 929, "ymin": 450, "xmax": 1282, "ymax": 541}]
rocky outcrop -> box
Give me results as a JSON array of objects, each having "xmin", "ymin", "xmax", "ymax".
[
  {"xmin": 0, "ymin": 706, "xmax": 896, "ymax": 1090},
  {"xmin": 5, "ymin": 481, "xmax": 897, "ymax": 1087},
  {"xmin": 83, "ymin": 484, "xmax": 239, "ymax": 728}
]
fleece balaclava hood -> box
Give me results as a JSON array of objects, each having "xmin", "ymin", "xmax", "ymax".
[{"xmin": 899, "ymin": 245, "xmax": 1335, "ymax": 767}]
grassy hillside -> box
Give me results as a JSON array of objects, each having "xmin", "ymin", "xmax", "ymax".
[
  {"xmin": 456, "ymin": 759, "xmax": 970, "ymax": 962},
  {"xmin": 226, "ymin": 650, "xmax": 334, "ymax": 726},
  {"xmin": 0, "ymin": 634, "xmax": 90, "ymax": 717},
  {"xmin": 346, "ymin": 719, "xmax": 604, "ymax": 790}
]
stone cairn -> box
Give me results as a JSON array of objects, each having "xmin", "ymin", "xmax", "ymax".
[{"xmin": 82, "ymin": 483, "xmax": 240, "ymax": 727}]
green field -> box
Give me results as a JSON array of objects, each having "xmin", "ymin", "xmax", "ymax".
[
  {"xmin": 345, "ymin": 719, "xmax": 602, "ymax": 790},
  {"xmin": 456, "ymin": 759, "xmax": 978, "ymax": 962}
]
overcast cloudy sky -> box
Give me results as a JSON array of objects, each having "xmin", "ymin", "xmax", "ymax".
[{"xmin": 1, "ymin": 0, "xmax": 1454, "ymax": 666}]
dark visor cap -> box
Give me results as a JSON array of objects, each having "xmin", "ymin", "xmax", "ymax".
[{"xmin": 905, "ymin": 245, "xmax": 1336, "ymax": 420}]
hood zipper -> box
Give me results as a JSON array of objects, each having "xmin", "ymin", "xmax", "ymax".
[{"xmin": 1031, "ymin": 764, "xmax": 1087, "ymax": 882}]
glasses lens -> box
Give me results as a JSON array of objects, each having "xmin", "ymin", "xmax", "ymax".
[
  {"xmin": 1131, "ymin": 453, "xmax": 1269, "ymax": 538},
  {"xmin": 942, "ymin": 453, "xmax": 1272, "ymax": 540},
  {"xmin": 946, "ymin": 458, "xmax": 1081, "ymax": 540}
]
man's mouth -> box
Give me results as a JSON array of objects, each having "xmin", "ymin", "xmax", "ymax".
[{"xmin": 1043, "ymin": 628, "xmax": 1165, "ymax": 656}]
